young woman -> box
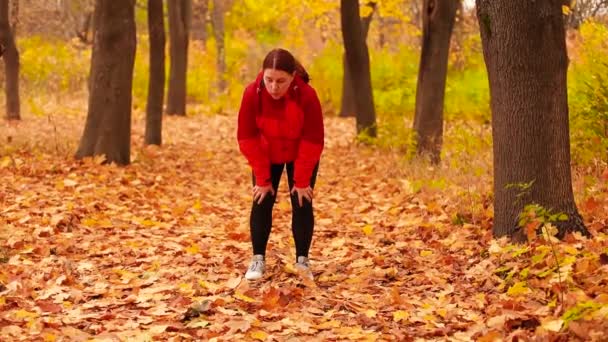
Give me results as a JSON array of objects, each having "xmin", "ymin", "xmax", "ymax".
[{"xmin": 237, "ymin": 48, "xmax": 324, "ymax": 280}]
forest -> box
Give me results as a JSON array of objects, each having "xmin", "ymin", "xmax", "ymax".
[{"xmin": 1, "ymin": 0, "xmax": 608, "ymax": 340}]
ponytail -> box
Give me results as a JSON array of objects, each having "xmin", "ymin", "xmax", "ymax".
[{"xmin": 294, "ymin": 59, "xmax": 310, "ymax": 83}]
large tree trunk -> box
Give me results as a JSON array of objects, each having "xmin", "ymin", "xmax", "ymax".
[
  {"xmin": 145, "ymin": 0, "xmax": 165, "ymax": 146},
  {"xmin": 75, "ymin": 0, "xmax": 136, "ymax": 165},
  {"xmin": 167, "ymin": 0, "xmax": 191, "ymax": 116},
  {"xmin": 340, "ymin": 2, "xmax": 376, "ymax": 118},
  {"xmin": 0, "ymin": 0, "xmax": 20, "ymax": 120},
  {"xmin": 211, "ymin": 0, "xmax": 226, "ymax": 93},
  {"xmin": 341, "ymin": 0, "xmax": 377, "ymax": 137},
  {"xmin": 476, "ymin": 0, "xmax": 590, "ymax": 241},
  {"xmin": 413, "ymin": 0, "xmax": 458, "ymax": 164}
]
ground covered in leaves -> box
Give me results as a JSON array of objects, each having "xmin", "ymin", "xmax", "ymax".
[{"xmin": 1, "ymin": 113, "xmax": 608, "ymax": 341}]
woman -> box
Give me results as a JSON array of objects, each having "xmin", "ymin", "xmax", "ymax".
[{"xmin": 237, "ymin": 48, "xmax": 324, "ymax": 280}]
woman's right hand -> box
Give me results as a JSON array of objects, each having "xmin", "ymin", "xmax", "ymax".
[{"xmin": 253, "ymin": 184, "xmax": 275, "ymax": 204}]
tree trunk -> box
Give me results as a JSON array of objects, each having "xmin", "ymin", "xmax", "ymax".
[
  {"xmin": 75, "ymin": 0, "xmax": 136, "ymax": 165},
  {"xmin": 413, "ymin": 0, "xmax": 458, "ymax": 164},
  {"xmin": 192, "ymin": 0, "xmax": 209, "ymax": 43},
  {"xmin": 211, "ymin": 0, "xmax": 226, "ymax": 93},
  {"xmin": 476, "ymin": 0, "xmax": 590, "ymax": 241},
  {"xmin": 167, "ymin": 0, "xmax": 191, "ymax": 116},
  {"xmin": 145, "ymin": 0, "xmax": 165, "ymax": 146},
  {"xmin": 0, "ymin": 0, "xmax": 20, "ymax": 120},
  {"xmin": 340, "ymin": 2, "xmax": 376, "ymax": 118},
  {"xmin": 341, "ymin": 0, "xmax": 377, "ymax": 137}
]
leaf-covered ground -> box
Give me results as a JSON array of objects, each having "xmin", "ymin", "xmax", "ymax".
[{"xmin": 1, "ymin": 114, "xmax": 608, "ymax": 341}]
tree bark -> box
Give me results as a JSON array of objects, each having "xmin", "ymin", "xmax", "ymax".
[
  {"xmin": 75, "ymin": 0, "xmax": 136, "ymax": 165},
  {"xmin": 413, "ymin": 0, "xmax": 458, "ymax": 164},
  {"xmin": 341, "ymin": 0, "xmax": 377, "ymax": 137},
  {"xmin": 476, "ymin": 0, "xmax": 590, "ymax": 240},
  {"xmin": 192, "ymin": 0, "xmax": 209, "ymax": 43},
  {"xmin": 340, "ymin": 2, "xmax": 376, "ymax": 118},
  {"xmin": 145, "ymin": 0, "xmax": 165, "ymax": 146},
  {"xmin": 167, "ymin": 0, "xmax": 191, "ymax": 116},
  {"xmin": 211, "ymin": 0, "xmax": 226, "ymax": 93},
  {"xmin": 0, "ymin": 0, "xmax": 20, "ymax": 120}
]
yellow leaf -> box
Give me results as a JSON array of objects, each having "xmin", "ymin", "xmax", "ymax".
[
  {"xmin": 562, "ymin": 5, "xmax": 571, "ymax": 15},
  {"xmin": 542, "ymin": 319, "xmax": 564, "ymax": 332},
  {"xmin": 278, "ymin": 200, "xmax": 290, "ymax": 211},
  {"xmin": 82, "ymin": 218, "xmax": 97, "ymax": 227},
  {"xmin": 364, "ymin": 309, "xmax": 377, "ymax": 318},
  {"xmin": 186, "ymin": 244, "xmax": 200, "ymax": 255},
  {"xmin": 393, "ymin": 310, "xmax": 409, "ymax": 322},
  {"xmin": 362, "ymin": 225, "xmax": 373, "ymax": 236},
  {"xmin": 507, "ymin": 281, "xmax": 530, "ymax": 296},
  {"xmin": 141, "ymin": 219, "xmax": 159, "ymax": 227},
  {"xmin": 250, "ymin": 330, "xmax": 268, "ymax": 341},
  {"xmin": 234, "ymin": 292, "xmax": 257, "ymax": 303},
  {"xmin": 0, "ymin": 297, "xmax": 5, "ymax": 305},
  {"xmin": 436, "ymin": 308, "xmax": 447, "ymax": 318},
  {"xmin": 314, "ymin": 320, "xmax": 341, "ymax": 329},
  {"xmin": 186, "ymin": 320, "xmax": 210, "ymax": 328},
  {"xmin": 199, "ymin": 280, "xmax": 221, "ymax": 292},
  {"xmin": 14, "ymin": 309, "xmax": 38, "ymax": 320},
  {"xmin": 43, "ymin": 333, "xmax": 57, "ymax": 342},
  {"xmin": 1, "ymin": 156, "xmax": 12, "ymax": 168},
  {"xmin": 420, "ymin": 250, "xmax": 433, "ymax": 257},
  {"xmin": 193, "ymin": 199, "xmax": 202, "ymax": 210}
]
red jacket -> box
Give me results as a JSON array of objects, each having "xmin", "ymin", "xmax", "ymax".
[{"xmin": 237, "ymin": 72, "xmax": 324, "ymax": 187}]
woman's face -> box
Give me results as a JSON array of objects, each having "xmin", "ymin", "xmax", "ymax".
[{"xmin": 263, "ymin": 68, "xmax": 294, "ymax": 99}]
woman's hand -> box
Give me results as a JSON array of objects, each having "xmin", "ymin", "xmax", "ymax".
[
  {"xmin": 253, "ymin": 184, "xmax": 275, "ymax": 204},
  {"xmin": 291, "ymin": 186, "xmax": 313, "ymax": 207}
]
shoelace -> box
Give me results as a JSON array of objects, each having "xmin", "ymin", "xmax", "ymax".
[{"xmin": 249, "ymin": 261, "xmax": 263, "ymax": 271}]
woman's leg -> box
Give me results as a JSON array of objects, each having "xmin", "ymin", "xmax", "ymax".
[
  {"xmin": 250, "ymin": 164, "xmax": 285, "ymax": 256},
  {"xmin": 286, "ymin": 162, "xmax": 319, "ymax": 257}
]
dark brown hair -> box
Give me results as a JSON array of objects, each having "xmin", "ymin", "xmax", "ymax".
[{"xmin": 262, "ymin": 48, "xmax": 310, "ymax": 83}]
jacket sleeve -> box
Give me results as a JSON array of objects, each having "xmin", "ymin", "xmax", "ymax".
[
  {"xmin": 294, "ymin": 87, "xmax": 324, "ymax": 188},
  {"xmin": 237, "ymin": 86, "xmax": 271, "ymax": 186}
]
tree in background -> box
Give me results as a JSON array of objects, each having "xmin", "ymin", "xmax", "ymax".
[
  {"xmin": 0, "ymin": 0, "xmax": 20, "ymax": 120},
  {"xmin": 211, "ymin": 0, "xmax": 226, "ymax": 93},
  {"xmin": 413, "ymin": 0, "xmax": 459, "ymax": 163},
  {"xmin": 58, "ymin": 0, "xmax": 95, "ymax": 44},
  {"xmin": 476, "ymin": 0, "xmax": 591, "ymax": 240},
  {"xmin": 191, "ymin": 0, "xmax": 209, "ymax": 43},
  {"xmin": 145, "ymin": 0, "xmax": 165, "ymax": 146},
  {"xmin": 167, "ymin": 0, "xmax": 191, "ymax": 116},
  {"xmin": 76, "ymin": 0, "xmax": 136, "ymax": 165},
  {"xmin": 563, "ymin": 0, "xmax": 608, "ymax": 29},
  {"xmin": 340, "ymin": 2, "xmax": 376, "ymax": 118},
  {"xmin": 341, "ymin": 0, "xmax": 377, "ymax": 137}
]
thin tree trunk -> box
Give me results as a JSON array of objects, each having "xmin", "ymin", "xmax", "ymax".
[
  {"xmin": 211, "ymin": 0, "xmax": 226, "ymax": 93},
  {"xmin": 340, "ymin": 2, "xmax": 376, "ymax": 118},
  {"xmin": 76, "ymin": 0, "xmax": 136, "ymax": 165},
  {"xmin": 167, "ymin": 0, "xmax": 191, "ymax": 116},
  {"xmin": 145, "ymin": 0, "xmax": 165, "ymax": 146},
  {"xmin": 341, "ymin": 0, "xmax": 377, "ymax": 137},
  {"xmin": 476, "ymin": 0, "xmax": 590, "ymax": 241},
  {"xmin": 192, "ymin": 0, "xmax": 209, "ymax": 43},
  {"xmin": 0, "ymin": 0, "xmax": 19, "ymax": 120},
  {"xmin": 413, "ymin": 0, "xmax": 458, "ymax": 163}
]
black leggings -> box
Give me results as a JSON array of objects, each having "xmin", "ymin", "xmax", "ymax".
[{"xmin": 250, "ymin": 162, "xmax": 319, "ymax": 257}]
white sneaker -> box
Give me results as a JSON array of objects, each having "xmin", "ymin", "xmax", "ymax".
[
  {"xmin": 245, "ymin": 254, "xmax": 265, "ymax": 280},
  {"xmin": 295, "ymin": 256, "xmax": 313, "ymax": 280}
]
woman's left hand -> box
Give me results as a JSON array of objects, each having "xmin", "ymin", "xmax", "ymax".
[{"xmin": 291, "ymin": 186, "xmax": 313, "ymax": 207}]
